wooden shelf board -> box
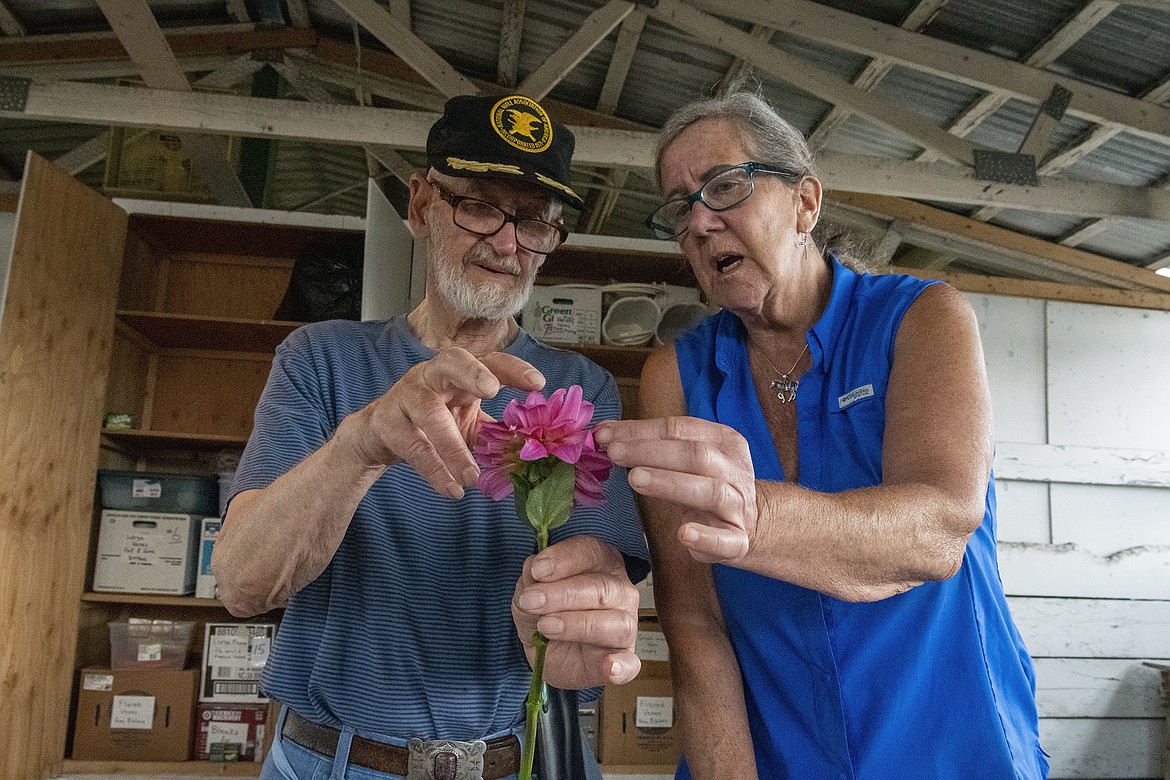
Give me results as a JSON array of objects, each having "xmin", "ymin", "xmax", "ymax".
[
  {"xmin": 60, "ymin": 759, "xmax": 261, "ymax": 776},
  {"xmin": 81, "ymin": 592, "xmax": 225, "ymax": 608},
  {"xmin": 101, "ymin": 429, "xmax": 249, "ymax": 452},
  {"xmin": 564, "ymin": 343, "xmax": 653, "ymax": 379},
  {"xmin": 598, "ymin": 765, "xmax": 677, "ymax": 776},
  {"xmin": 116, "ymin": 310, "xmax": 304, "ymax": 352}
]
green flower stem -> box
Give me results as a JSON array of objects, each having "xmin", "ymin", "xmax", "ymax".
[{"xmin": 519, "ymin": 528, "xmax": 551, "ymax": 780}]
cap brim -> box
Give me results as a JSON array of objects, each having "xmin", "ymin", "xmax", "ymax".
[{"xmin": 430, "ymin": 155, "xmax": 585, "ymax": 208}]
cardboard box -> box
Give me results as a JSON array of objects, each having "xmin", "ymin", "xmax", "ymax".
[
  {"xmin": 522, "ymin": 285, "xmax": 602, "ymax": 345},
  {"xmin": 93, "ymin": 509, "xmax": 200, "ymax": 595},
  {"xmin": 71, "ymin": 667, "xmax": 198, "ymax": 761},
  {"xmin": 196, "ymin": 517, "xmax": 221, "ymax": 599},
  {"xmin": 634, "ymin": 619, "xmax": 671, "ymax": 679},
  {"xmin": 596, "ymin": 675, "xmax": 681, "ymax": 766},
  {"xmin": 195, "ymin": 703, "xmax": 270, "ymax": 762},
  {"xmin": 200, "ymin": 623, "xmax": 277, "ymax": 703}
]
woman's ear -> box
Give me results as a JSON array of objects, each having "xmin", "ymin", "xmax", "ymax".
[
  {"xmin": 795, "ymin": 176, "xmax": 823, "ymax": 235},
  {"xmin": 406, "ymin": 173, "xmax": 433, "ymax": 240}
]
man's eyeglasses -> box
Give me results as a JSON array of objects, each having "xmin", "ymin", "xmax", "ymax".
[
  {"xmin": 427, "ymin": 179, "xmax": 568, "ymax": 255},
  {"xmin": 645, "ymin": 162, "xmax": 801, "ymax": 240}
]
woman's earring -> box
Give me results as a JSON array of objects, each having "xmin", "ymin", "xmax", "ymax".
[{"xmin": 796, "ymin": 232, "xmax": 807, "ymax": 248}]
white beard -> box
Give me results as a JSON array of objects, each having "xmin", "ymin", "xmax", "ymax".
[{"xmin": 431, "ymin": 241, "xmax": 535, "ymax": 320}]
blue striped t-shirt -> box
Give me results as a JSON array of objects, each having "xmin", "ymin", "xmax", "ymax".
[{"xmin": 231, "ymin": 316, "xmax": 649, "ymax": 742}]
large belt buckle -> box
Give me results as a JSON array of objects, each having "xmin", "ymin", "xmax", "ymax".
[{"xmin": 406, "ymin": 737, "xmax": 487, "ymax": 780}]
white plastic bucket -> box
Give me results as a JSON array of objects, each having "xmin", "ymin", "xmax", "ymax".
[
  {"xmin": 601, "ymin": 295, "xmax": 660, "ymax": 346},
  {"xmin": 654, "ymin": 301, "xmax": 710, "ymax": 346}
]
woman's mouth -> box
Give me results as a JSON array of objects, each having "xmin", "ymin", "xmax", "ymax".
[{"xmin": 715, "ymin": 254, "xmax": 743, "ymax": 273}]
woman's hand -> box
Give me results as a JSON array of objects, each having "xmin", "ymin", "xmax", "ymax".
[{"xmin": 595, "ymin": 417, "xmax": 759, "ymax": 565}]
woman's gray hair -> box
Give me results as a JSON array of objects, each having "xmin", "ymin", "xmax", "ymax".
[
  {"xmin": 656, "ymin": 90, "xmax": 876, "ymax": 272},
  {"xmin": 654, "ymin": 91, "xmax": 816, "ymax": 189}
]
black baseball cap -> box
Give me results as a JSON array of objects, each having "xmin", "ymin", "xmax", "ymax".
[{"xmin": 426, "ymin": 94, "xmax": 584, "ymax": 207}]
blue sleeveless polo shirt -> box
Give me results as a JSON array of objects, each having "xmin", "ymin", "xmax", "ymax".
[{"xmin": 673, "ymin": 260, "xmax": 1046, "ymax": 779}]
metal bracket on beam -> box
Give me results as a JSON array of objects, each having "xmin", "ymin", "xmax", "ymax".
[
  {"xmin": 0, "ymin": 75, "xmax": 31, "ymax": 112},
  {"xmin": 1040, "ymin": 84, "xmax": 1073, "ymax": 121},
  {"xmin": 973, "ymin": 149, "xmax": 1038, "ymax": 187}
]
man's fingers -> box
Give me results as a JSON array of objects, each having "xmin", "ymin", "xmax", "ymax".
[
  {"xmin": 527, "ymin": 535, "xmax": 626, "ymax": 583},
  {"xmin": 536, "ymin": 605, "xmax": 638, "ymax": 649},
  {"xmin": 478, "ymin": 351, "xmax": 545, "ymax": 393},
  {"xmin": 518, "ymin": 571, "xmax": 637, "ymax": 617}
]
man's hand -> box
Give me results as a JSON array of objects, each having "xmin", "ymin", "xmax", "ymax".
[
  {"xmin": 340, "ymin": 349, "xmax": 545, "ymax": 498},
  {"xmin": 512, "ymin": 536, "xmax": 642, "ymax": 689}
]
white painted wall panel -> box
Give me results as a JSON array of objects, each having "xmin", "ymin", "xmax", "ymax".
[
  {"xmin": 1000, "ymin": 544, "xmax": 1170, "ymax": 599},
  {"xmin": 1009, "ymin": 597, "xmax": 1170, "ymax": 659},
  {"xmin": 968, "ymin": 293, "xmax": 1048, "ymax": 444},
  {"xmin": 1051, "ymin": 483, "xmax": 1170, "ymax": 554},
  {"xmin": 1040, "ymin": 718, "xmax": 1165, "ymax": 778},
  {"xmin": 1034, "ymin": 658, "xmax": 1166, "ymax": 718},
  {"xmin": 1047, "ymin": 301, "xmax": 1170, "ymax": 450},
  {"xmin": 995, "ymin": 479, "xmax": 1052, "ymax": 543}
]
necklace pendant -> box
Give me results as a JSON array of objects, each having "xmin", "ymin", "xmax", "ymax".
[{"xmin": 770, "ymin": 377, "xmax": 799, "ymax": 404}]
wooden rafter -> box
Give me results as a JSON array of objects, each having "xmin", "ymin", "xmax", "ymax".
[
  {"xmin": 9, "ymin": 78, "xmax": 1170, "ymax": 230},
  {"xmin": 648, "ymin": 0, "xmax": 980, "ymax": 166},
  {"xmin": 692, "ymin": 0, "xmax": 1170, "ymax": 148},
  {"xmin": 225, "ymin": 0, "xmax": 251, "ymax": 24},
  {"xmin": 596, "ymin": 8, "xmax": 646, "ymax": 114},
  {"xmin": 0, "ymin": 0, "xmax": 25, "ymax": 37},
  {"xmin": 498, "ymin": 0, "xmax": 525, "ymax": 88},
  {"xmin": 271, "ymin": 57, "xmax": 417, "ymax": 188},
  {"xmin": 924, "ymin": 0, "xmax": 1118, "ymax": 184},
  {"xmin": 95, "ymin": 0, "xmax": 251, "ymax": 207},
  {"xmin": 285, "ymin": 0, "xmax": 312, "ymax": 28},
  {"xmin": 518, "ymin": 0, "xmax": 634, "ymax": 101},
  {"xmin": 830, "ymin": 192, "xmax": 1170, "ymax": 293},
  {"xmin": 0, "ymin": 24, "xmax": 316, "ymax": 66},
  {"xmin": 717, "ymin": 24, "xmax": 773, "ymax": 95},
  {"xmin": 807, "ymin": 0, "xmax": 952, "ymax": 150},
  {"xmin": 330, "ymin": 0, "xmax": 476, "ymax": 97}
]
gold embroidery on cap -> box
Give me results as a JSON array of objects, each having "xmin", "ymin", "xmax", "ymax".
[
  {"xmin": 535, "ymin": 172, "xmax": 579, "ymax": 200},
  {"xmin": 446, "ymin": 157, "xmax": 524, "ymax": 175},
  {"xmin": 490, "ymin": 95, "xmax": 553, "ymax": 153}
]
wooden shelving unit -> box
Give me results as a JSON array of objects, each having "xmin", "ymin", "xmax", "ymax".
[{"xmin": 81, "ymin": 592, "xmax": 226, "ymax": 609}]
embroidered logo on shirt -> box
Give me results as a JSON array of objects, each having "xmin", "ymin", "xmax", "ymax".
[{"xmin": 838, "ymin": 384, "xmax": 875, "ymax": 409}]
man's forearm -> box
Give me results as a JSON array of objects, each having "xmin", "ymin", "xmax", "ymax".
[{"xmin": 211, "ymin": 416, "xmax": 388, "ymax": 616}]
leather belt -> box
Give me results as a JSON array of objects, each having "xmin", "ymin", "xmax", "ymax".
[{"xmin": 281, "ymin": 709, "xmax": 521, "ymax": 780}]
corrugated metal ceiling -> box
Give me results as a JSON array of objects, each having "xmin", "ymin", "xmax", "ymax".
[{"xmin": 0, "ymin": 0, "xmax": 1166, "ymax": 279}]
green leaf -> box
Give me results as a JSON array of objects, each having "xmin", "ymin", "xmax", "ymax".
[{"xmin": 525, "ymin": 459, "xmax": 576, "ymax": 534}]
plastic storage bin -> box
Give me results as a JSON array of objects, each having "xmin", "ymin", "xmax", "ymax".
[
  {"xmin": 97, "ymin": 470, "xmax": 218, "ymax": 516},
  {"xmin": 109, "ymin": 619, "xmax": 195, "ymax": 670}
]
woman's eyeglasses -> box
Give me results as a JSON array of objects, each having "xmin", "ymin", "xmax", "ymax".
[{"xmin": 646, "ymin": 162, "xmax": 800, "ymax": 240}]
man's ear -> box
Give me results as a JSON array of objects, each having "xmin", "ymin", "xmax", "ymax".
[
  {"xmin": 795, "ymin": 176, "xmax": 823, "ymax": 235},
  {"xmin": 406, "ymin": 173, "xmax": 433, "ymax": 240}
]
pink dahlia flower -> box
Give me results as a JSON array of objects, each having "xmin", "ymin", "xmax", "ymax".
[{"xmin": 474, "ymin": 385, "xmax": 612, "ymax": 507}]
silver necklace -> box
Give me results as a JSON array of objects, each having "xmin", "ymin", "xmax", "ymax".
[{"xmin": 755, "ymin": 342, "xmax": 809, "ymax": 403}]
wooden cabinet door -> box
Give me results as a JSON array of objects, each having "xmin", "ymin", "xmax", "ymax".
[{"xmin": 0, "ymin": 152, "xmax": 128, "ymax": 780}]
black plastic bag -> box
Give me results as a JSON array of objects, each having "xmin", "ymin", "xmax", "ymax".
[
  {"xmin": 275, "ymin": 233, "xmax": 364, "ymax": 322},
  {"xmin": 534, "ymin": 685, "xmax": 589, "ymax": 780}
]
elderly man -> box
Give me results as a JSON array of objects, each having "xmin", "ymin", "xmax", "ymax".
[{"xmin": 212, "ymin": 94, "xmax": 648, "ymax": 780}]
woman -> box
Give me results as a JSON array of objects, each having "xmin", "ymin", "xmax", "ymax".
[{"xmin": 594, "ymin": 92, "xmax": 1048, "ymax": 779}]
